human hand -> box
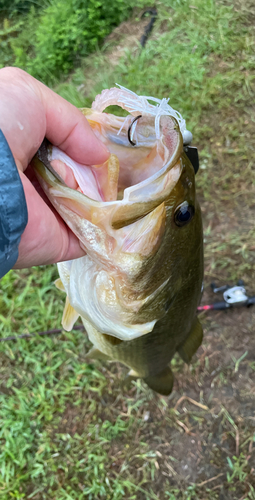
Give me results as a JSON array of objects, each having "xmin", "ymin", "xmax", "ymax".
[{"xmin": 0, "ymin": 67, "xmax": 109, "ymax": 269}]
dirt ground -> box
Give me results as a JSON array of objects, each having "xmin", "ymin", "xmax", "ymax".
[{"xmin": 1, "ymin": 2, "xmax": 255, "ymax": 499}]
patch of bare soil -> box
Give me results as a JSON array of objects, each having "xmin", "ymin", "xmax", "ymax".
[
  {"xmin": 105, "ymin": 16, "xmax": 149, "ymax": 66},
  {"xmin": 77, "ymin": 11, "xmax": 158, "ymax": 98}
]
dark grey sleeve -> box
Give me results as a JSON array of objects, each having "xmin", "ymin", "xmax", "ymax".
[{"xmin": 0, "ymin": 130, "xmax": 28, "ymax": 278}]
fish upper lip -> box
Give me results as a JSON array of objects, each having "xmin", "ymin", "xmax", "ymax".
[{"xmin": 43, "ymin": 136, "xmax": 182, "ymax": 206}]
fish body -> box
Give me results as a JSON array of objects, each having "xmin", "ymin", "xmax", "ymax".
[{"xmin": 33, "ymin": 86, "xmax": 204, "ymax": 395}]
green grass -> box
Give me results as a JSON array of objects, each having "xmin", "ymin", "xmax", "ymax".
[
  {"xmin": 1, "ymin": 0, "xmax": 255, "ymax": 498},
  {"xmin": 55, "ymin": 0, "xmax": 252, "ymax": 127}
]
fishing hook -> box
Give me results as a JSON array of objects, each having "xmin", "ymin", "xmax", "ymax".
[{"xmin": 128, "ymin": 115, "xmax": 142, "ymax": 146}]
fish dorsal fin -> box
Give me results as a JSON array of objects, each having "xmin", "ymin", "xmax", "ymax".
[
  {"xmin": 177, "ymin": 317, "xmax": 203, "ymax": 364},
  {"xmin": 62, "ymin": 296, "xmax": 80, "ymax": 331},
  {"xmin": 143, "ymin": 366, "xmax": 174, "ymax": 396}
]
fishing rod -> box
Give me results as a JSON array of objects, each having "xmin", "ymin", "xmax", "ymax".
[
  {"xmin": 0, "ymin": 325, "xmax": 84, "ymax": 342},
  {"xmin": 197, "ymin": 280, "xmax": 255, "ymax": 312}
]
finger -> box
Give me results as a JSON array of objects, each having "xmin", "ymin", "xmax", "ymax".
[
  {"xmin": 0, "ymin": 67, "xmax": 109, "ymax": 171},
  {"xmin": 51, "ymin": 159, "xmax": 79, "ymax": 189},
  {"xmin": 14, "ymin": 171, "xmax": 85, "ymax": 268},
  {"xmin": 36, "ymin": 78, "xmax": 110, "ymax": 165},
  {"xmin": 0, "ymin": 68, "xmax": 46, "ymax": 170}
]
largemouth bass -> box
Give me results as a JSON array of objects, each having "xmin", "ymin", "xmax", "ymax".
[{"xmin": 33, "ymin": 86, "xmax": 204, "ymax": 395}]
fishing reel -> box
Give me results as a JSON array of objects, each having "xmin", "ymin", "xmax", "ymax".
[{"xmin": 198, "ymin": 280, "xmax": 255, "ymax": 312}]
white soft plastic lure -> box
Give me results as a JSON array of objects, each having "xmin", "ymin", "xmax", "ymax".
[{"xmin": 33, "ymin": 86, "xmax": 203, "ymax": 395}]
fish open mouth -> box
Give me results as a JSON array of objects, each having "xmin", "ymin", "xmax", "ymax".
[
  {"xmin": 48, "ymin": 112, "xmax": 182, "ymax": 204},
  {"xmin": 32, "ymin": 87, "xmax": 202, "ymax": 348}
]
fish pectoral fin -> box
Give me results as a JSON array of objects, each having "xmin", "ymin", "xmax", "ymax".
[
  {"xmin": 143, "ymin": 367, "xmax": 174, "ymax": 396},
  {"xmin": 85, "ymin": 347, "xmax": 112, "ymax": 361},
  {"xmin": 177, "ymin": 317, "xmax": 203, "ymax": 364},
  {"xmin": 55, "ymin": 278, "xmax": 65, "ymax": 292},
  {"xmin": 62, "ymin": 297, "xmax": 80, "ymax": 331}
]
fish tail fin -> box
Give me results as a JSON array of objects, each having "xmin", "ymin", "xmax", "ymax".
[
  {"xmin": 143, "ymin": 366, "xmax": 174, "ymax": 396},
  {"xmin": 177, "ymin": 317, "xmax": 203, "ymax": 364}
]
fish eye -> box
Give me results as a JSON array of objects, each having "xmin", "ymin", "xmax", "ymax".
[{"xmin": 174, "ymin": 202, "xmax": 195, "ymax": 227}]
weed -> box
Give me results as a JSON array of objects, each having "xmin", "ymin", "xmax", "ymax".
[{"xmin": 1, "ymin": 0, "xmax": 255, "ymax": 498}]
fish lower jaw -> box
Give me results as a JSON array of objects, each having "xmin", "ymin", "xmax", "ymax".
[{"xmin": 59, "ymin": 257, "xmax": 164, "ymax": 341}]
